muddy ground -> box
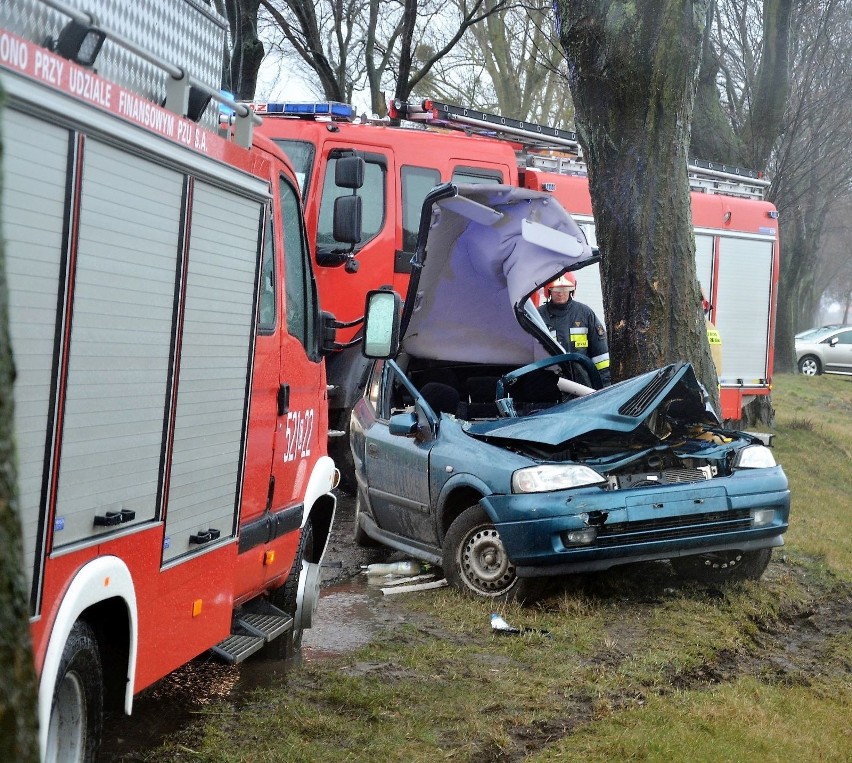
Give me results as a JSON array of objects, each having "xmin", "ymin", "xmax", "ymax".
[
  {"xmin": 99, "ymin": 491, "xmax": 851, "ymax": 761},
  {"xmin": 99, "ymin": 493, "xmax": 411, "ymax": 761}
]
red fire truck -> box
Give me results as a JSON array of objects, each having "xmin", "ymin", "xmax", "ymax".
[
  {"xmin": 250, "ymin": 97, "xmax": 780, "ymax": 488},
  {"xmin": 1, "ymin": 1, "xmax": 356, "ymax": 759}
]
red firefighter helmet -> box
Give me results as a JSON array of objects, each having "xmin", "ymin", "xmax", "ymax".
[{"xmin": 545, "ymin": 272, "xmax": 577, "ymax": 297}]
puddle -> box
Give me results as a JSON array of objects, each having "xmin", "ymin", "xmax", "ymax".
[{"xmin": 303, "ymin": 580, "xmax": 381, "ymax": 660}]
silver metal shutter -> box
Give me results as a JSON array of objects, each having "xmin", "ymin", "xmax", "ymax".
[
  {"xmin": 695, "ymin": 234, "xmax": 714, "ymax": 298},
  {"xmin": 54, "ymin": 140, "xmax": 184, "ymax": 547},
  {"xmin": 162, "ymin": 182, "xmax": 261, "ymax": 563},
  {"xmin": 2, "ymin": 109, "xmax": 69, "ymax": 593},
  {"xmin": 716, "ymin": 237, "xmax": 773, "ymax": 384}
]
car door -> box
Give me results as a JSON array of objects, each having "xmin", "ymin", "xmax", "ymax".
[
  {"xmin": 360, "ymin": 362, "xmax": 440, "ymax": 546},
  {"xmin": 823, "ymin": 329, "xmax": 852, "ymax": 374}
]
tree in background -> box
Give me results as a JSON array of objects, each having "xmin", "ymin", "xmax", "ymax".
[
  {"xmin": 419, "ymin": 0, "xmax": 573, "ymax": 126},
  {"xmin": 0, "ymin": 85, "xmax": 40, "ymax": 763},
  {"xmin": 215, "ymin": 0, "xmax": 265, "ymax": 100},
  {"xmin": 691, "ymin": 0, "xmax": 852, "ymax": 372},
  {"xmin": 554, "ymin": 0, "xmax": 720, "ymax": 407},
  {"xmin": 818, "ymin": 195, "xmax": 852, "ymax": 324},
  {"xmin": 256, "ymin": 0, "xmax": 509, "ymax": 116}
]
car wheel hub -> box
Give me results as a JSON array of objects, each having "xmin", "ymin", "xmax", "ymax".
[{"xmin": 461, "ymin": 527, "xmax": 515, "ymax": 592}]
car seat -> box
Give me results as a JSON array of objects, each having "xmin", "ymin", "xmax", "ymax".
[{"xmin": 419, "ymin": 382, "xmax": 460, "ymax": 416}]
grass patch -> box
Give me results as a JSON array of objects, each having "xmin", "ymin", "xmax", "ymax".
[
  {"xmin": 532, "ymin": 676, "xmax": 851, "ymax": 762},
  {"xmin": 131, "ymin": 374, "xmax": 851, "ymax": 763}
]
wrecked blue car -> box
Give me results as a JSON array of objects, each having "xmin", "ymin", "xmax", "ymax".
[{"xmin": 350, "ymin": 183, "xmax": 790, "ymax": 602}]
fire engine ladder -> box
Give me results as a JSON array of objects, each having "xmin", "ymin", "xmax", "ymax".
[
  {"xmin": 211, "ymin": 598, "xmax": 294, "ymax": 664},
  {"xmin": 391, "ymin": 98, "xmax": 771, "ymax": 200}
]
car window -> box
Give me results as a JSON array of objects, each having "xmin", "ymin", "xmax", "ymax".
[{"xmin": 834, "ymin": 330, "xmax": 852, "ymax": 345}]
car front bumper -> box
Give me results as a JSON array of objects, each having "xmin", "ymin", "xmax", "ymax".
[{"xmin": 478, "ymin": 466, "xmax": 790, "ymax": 577}]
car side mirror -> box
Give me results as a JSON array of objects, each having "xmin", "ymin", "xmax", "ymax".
[
  {"xmin": 362, "ymin": 290, "xmax": 401, "ymax": 358},
  {"xmin": 829, "ymin": 336, "xmax": 839, "ymax": 347},
  {"xmin": 388, "ymin": 412, "xmax": 418, "ymax": 436}
]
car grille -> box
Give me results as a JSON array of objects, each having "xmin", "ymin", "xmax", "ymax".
[
  {"xmin": 611, "ymin": 467, "xmax": 711, "ymax": 489},
  {"xmin": 595, "ymin": 508, "xmax": 752, "ymax": 547}
]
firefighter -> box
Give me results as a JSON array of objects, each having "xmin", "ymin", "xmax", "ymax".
[{"xmin": 539, "ymin": 273, "xmax": 611, "ymax": 386}]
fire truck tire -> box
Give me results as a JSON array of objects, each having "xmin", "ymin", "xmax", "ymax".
[
  {"xmin": 264, "ymin": 520, "xmax": 315, "ymax": 660},
  {"xmin": 671, "ymin": 547, "xmax": 772, "ymax": 583},
  {"xmin": 46, "ymin": 620, "xmax": 103, "ymax": 763},
  {"xmin": 797, "ymin": 355, "xmax": 821, "ymax": 376}
]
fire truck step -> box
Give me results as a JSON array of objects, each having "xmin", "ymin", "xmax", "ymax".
[
  {"xmin": 238, "ymin": 611, "xmax": 294, "ymax": 642},
  {"xmin": 211, "ymin": 634, "xmax": 267, "ymax": 664}
]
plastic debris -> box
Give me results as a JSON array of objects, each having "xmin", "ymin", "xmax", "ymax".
[
  {"xmin": 490, "ymin": 613, "xmax": 552, "ymax": 637},
  {"xmin": 380, "ymin": 579, "xmax": 448, "ymax": 596},
  {"xmin": 490, "ymin": 613, "xmax": 522, "ymax": 634},
  {"xmin": 362, "ymin": 560, "xmax": 428, "ymax": 576}
]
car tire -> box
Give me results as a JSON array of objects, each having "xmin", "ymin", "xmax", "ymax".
[
  {"xmin": 671, "ymin": 547, "xmax": 772, "ymax": 584},
  {"xmin": 798, "ymin": 355, "xmax": 821, "ymax": 376},
  {"xmin": 443, "ymin": 505, "xmax": 544, "ymax": 604},
  {"xmin": 262, "ymin": 520, "xmax": 314, "ymax": 660},
  {"xmin": 46, "ymin": 620, "xmax": 103, "ymax": 763},
  {"xmin": 354, "ymin": 489, "xmax": 381, "ymax": 547}
]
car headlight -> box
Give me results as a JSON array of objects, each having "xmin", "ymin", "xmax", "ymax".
[
  {"xmin": 735, "ymin": 445, "xmax": 777, "ymax": 469},
  {"xmin": 512, "ymin": 464, "xmax": 606, "ymax": 493}
]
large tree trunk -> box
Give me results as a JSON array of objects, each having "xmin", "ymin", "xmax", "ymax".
[
  {"xmin": 0, "ymin": 86, "xmax": 40, "ymax": 763},
  {"xmin": 557, "ymin": 1, "xmax": 719, "ymax": 411}
]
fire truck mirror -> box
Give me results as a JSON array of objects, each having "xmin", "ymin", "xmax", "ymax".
[
  {"xmin": 335, "ymin": 156, "xmax": 365, "ymax": 189},
  {"xmin": 333, "ymin": 195, "xmax": 363, "ymax": 245}
]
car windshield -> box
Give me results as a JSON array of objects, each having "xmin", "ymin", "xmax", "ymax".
[{"xmin": 796, "ymin": 327, "xmax": 836, "ymax": 342}]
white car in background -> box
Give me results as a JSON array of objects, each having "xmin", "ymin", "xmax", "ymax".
[{"xmin": 795, "ymin": 326, "xmax": 852, "ymax": 376}]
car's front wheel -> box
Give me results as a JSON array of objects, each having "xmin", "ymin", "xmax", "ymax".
[
  {"xmin": 443, "ymin": 505, "xmax": 544, "ymax": 603},
  {"xmin": 798, "ymin": 355, "xmax": 821, "ymax": 376},
  {"xmin": 671, "ymin": 548, "xmax": 772, "ymax": 583}
]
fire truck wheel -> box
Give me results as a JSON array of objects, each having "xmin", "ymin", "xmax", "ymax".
[
  {"xmin": 46, "ymin": 620, "xmax": 103, "ymax": 763},
  {"xmin": 671, "ymin": 547, "xmax": 772, "ymax": 583},
  {"xmin": 264, "ymin": 520, "xmax": 315, "ymax": 660}
]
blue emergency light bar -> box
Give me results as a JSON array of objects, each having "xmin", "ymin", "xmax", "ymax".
[{"xmin": 259, "ymin": 101, "xmax": 356, "ymax": 120}]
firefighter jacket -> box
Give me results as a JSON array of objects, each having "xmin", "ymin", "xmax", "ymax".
[{"xmin": 538, "ymin": 299, "xmax": 611, "ymax": 386}]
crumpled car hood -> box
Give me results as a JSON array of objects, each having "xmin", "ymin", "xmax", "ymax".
[
  {"xmin": 464, "ymin": 362, "xmax": 720, "ymax": 447},
  {"xmin": 401, "ymin": 184, "xmax": 594, "ymax": 365}
]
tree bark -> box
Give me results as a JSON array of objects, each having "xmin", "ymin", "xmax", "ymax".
[
  {"xmin": 557, "ymin": 0, "xmax": 719, "ymax": 410},
  {"xmin": 226, "ymin": 0, "xmax": 265, "ymax": 100},
  {"xmin": 0, "ymin": 85, "xmax": 41, "ymax": 763}
]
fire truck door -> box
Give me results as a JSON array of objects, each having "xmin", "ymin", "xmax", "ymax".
[
  {"xmin": 272, "ymin": 176, "xmax": 325, "ymax": 509},
  {"xmin": 312, "ymin": 146, "xmax": 394, "ymax": 342}
]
